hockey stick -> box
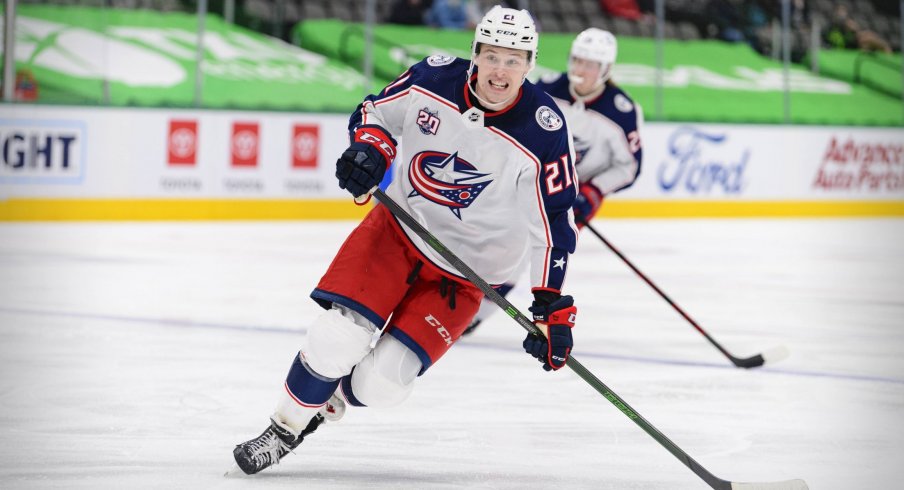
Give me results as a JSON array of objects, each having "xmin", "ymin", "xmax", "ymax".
[
  {"xmin": 374, "ymin": 189, "xmax": 807, "ymax": 490},
  {"xmin": 579, "ymin": 218, "xmax": 788, "ymax": 369}
]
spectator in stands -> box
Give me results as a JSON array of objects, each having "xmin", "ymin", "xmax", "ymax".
[
  {"xmin": 823, "ymin": 4, "xmax": 892, "ymax": 53},
  {"xmin": 425, "ymin": 0, "xmax": 482, "ymax": 29},
  {"xmin": 748, "ymin": 0, "xmax": 808, "ymax": 60},
  {"xmin": 599, "ymin": 0, "xmax": 643, "ymax": 20},
  {"xmin": 788, "ymin": 0, "xmax": 812, "ymax": 62},
  {"xmin": 740, "ymin": 0, "xmax": 770, "ymax": 53},
  {"xmin": 387, "ymin": 0, "xmax": 433, "ymax": 25},
  {"xmin": 662, "ymin": 0, "xmax": 711, "ymax": 40},
  {"xmin": 705, "ymin": 0, "xmax": 748, "ymax": 43},
  {"xmin": 636, "ymin": 0, "xmax": 654, "ymax": 15},
  {"xmin": 824, "ymin": 4, "xmax": 860, "ymax": 49},
  {"xmin": 790, "ymin": 0, "xmax": 809, "ymax": 30}
]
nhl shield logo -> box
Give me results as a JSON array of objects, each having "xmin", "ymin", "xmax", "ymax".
[
  {"xmin": 536, "ymin": 106, "xmax": 563, "ymax": 131},
  {"xmin": 407, "ymin": 151, "xmax": 492, "ymax": 220}
]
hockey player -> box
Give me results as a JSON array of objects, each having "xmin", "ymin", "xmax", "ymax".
[
  {"xmin": 464, "ymin": 27, "xmax": 643, "ymax": 335},
  {"xmin": 232, "ymin": 5, "xmax": 580, "ymax": 475}
]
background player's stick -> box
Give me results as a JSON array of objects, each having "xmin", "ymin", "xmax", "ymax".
[
  {"xmin": 374, "ymin": 189, "xmax": 808, "ymax": 490},
  {"xmin": 579, "ymin": 218, "xmax": 788, "ymax": 369}
]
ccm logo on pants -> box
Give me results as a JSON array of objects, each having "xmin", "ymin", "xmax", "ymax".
[{"xmin": 424, "ymin": 314, "xmax": 453, "ymax": 346}]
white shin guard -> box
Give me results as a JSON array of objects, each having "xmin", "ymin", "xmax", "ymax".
[
  {"xmin": 349, "ymin": 334, "xmax": 422, "ymax": 408},
  {"xmin": 303, "ymin": 305, "xmax": 377, "ymax": 379},
  {"xmin": 274, "ymin": 305, "xmax": 377, "ymax": 434}
]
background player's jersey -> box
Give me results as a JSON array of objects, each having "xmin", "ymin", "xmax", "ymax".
[
  {"xmin": 537, "ymin": 73, "xmax": 643, "ymax": 195},
  {"xmin": 349, "ymin": 55, "xmax": 578, "ymax": 293}
]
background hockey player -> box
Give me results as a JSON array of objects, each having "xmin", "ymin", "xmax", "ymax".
[
  {"xmin": 465, "ymin": 27, "xmax": 643, "ymax": 335},
  {"xmin": 232, "ymin": 5, "xmax": 581, "ymax": 475}
]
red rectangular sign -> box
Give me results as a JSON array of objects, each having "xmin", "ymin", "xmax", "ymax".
[
  {"xmin": 231, "ymin": 122, "xmax": 260, "ymax": 167},
  {"xmin": 167, "ymin": 120, "xmax": 197, "ymax": 166},
  {"xmin": 292, "ymin": 124, "xmax": 319, "ymax": 168}
]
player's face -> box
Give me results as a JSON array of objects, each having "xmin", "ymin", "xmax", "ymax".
[
  {"xmin": 474, "ymin": 46, "xmax": 531, "ymax": 105},
  {"xmin": 569, "ymin": 56, "xmax": 603, "ymax": 95}
]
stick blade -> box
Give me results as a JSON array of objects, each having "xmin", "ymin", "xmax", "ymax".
[
  {"xmin": 761, "ymin": 345, "xmax": 790, "ymax": 365},
  {"xmin": 731, "ymin": 479, "xmax": 809, "ymax": 490},
  {"xmin": 733, "ymin": 345, "xmax": 790, "ymax": 369},
  {"xmin": 733, "ymin": 354, "xmax": 765, "ymax": 368}
]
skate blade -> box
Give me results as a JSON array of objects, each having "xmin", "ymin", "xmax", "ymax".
[{"xmin": 223, "ymin": 463, "xmax": 247, "ymax": 478}]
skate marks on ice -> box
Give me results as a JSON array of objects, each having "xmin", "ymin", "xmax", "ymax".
[{"xmin": 0, "ymin": 219, "xmax": 902, "ymax": 489}]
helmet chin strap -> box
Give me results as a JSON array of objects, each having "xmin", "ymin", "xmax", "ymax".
[
  {"xmin": 467, "ymin": 64, "xmax": 525, "ymax": 111},
  {"xmin": 469, "ymin": 83, "xmax": 519, "ymax": 111},
  {"xmin": 568, "ymin": 62, "xmax": 608, "ymax": 99},
  {"xmin": 567, "ymin": 72, "xmax": 585, "ymax": 85},
  {"xmin": 568, "ymin": 75, "xmax": 604, "ymax": 101}
]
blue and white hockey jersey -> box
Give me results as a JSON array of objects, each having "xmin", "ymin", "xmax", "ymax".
[
  {"xmin": 349, "ymin": 55, "xmax": 579, "ymax": 293},
  {"xmin": 537, "ymin": 73, "xmax": 643, "ymax": 195}
]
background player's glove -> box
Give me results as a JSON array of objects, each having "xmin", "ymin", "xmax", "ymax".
[
  {"xmin": 573, "ymin": 182, "xmax": 603, "ymax": 225},
  {"xmin": 336, "ymin": 125, "xmax": 397, "ymax": 201},
  {"xmin": 523, "ymin": 292, "xmax": 576, "ymax": 371}
]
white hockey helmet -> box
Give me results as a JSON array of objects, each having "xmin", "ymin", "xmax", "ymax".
[
  {"xmin": 569, "ymin": 28, "xmax": 617, "ymax": 84},
  {"xmin": 471, "ymin": 5, "xmax": 539, "ymax": 69}
]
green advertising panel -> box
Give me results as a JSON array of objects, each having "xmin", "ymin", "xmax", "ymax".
[
  {"xmin": 811, "ymin": 50, "xmax": 902, "ymax": 99},
  {"xmin": 5, "ymin": 7, "xmax": 902, "ymax": 126},
  {"xmin": 7, "ymin": 5, "xmax": 370, "ymax": 111},
  {"xmin": 294, "ymin": 19, "xmax": 903, "ymax": 126}
]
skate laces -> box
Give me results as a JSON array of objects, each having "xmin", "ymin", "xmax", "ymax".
[{"xmin": 247, "ymin": 428, "xmax": 293, "ymax": 467}]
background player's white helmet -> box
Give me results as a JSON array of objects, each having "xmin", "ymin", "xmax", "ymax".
[
  {"xmin": 568, "ymin": 28, "xmax": 617, "ymax": 85},
  {"xmin": 471, "ymin": 5, "xmax": 539, "ymax": 70}
]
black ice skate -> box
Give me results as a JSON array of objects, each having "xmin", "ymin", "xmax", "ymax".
[
  {"xmin": 232, "ymin": 413, "xmax": 324, "ymax": 475},
  {"xmin": 231, "ymin": 395, "xmax": 345, "ymax": 475}
]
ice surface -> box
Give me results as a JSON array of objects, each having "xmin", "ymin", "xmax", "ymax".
[{"xmin": 0, "ymin": 218, "xmax": 902, "ymax": 489}]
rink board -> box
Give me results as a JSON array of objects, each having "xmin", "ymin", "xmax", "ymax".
[{"xmin": 1, "ymin": 105, "xmax": 902, "ymax": 220}]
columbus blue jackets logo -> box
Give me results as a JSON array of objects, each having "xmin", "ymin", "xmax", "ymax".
[
  {"xmin": 614, "ymin": 93, "xmax": 634, "ymax": 113},
  {"xmin": 408, "ymin": 151, "xmax": 492, "ymax": 220},
  {"xmin": 427, "ymin": 54, "xmax": 455, "ymax": 66},
  {"xmin": 536, "ymin": 106, "xmax": 563, "ymax": 131}
]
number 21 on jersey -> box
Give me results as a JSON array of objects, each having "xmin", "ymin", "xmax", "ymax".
[{"xmin": 544, "ymin": 154, "xmax": 574, "ymax": 195}]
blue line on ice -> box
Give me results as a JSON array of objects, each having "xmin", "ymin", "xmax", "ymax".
[{"xmin": 3, "ymin": 306, "xmax": 902, "ymax": 386}]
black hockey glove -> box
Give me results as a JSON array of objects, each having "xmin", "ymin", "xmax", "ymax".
[
  {"xmin": 523, "ymin": 292, "xmax": 576, "ymax": 371},
  {"xmin": 336, "ymin": 125, "xmax": 397, "ymax": 201}
]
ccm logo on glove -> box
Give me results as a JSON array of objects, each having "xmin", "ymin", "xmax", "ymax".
[
  {"xmin": 354, "ymin": 126, "xmax": 396, "ymax": 163},
  {"xmin": 336, "ymin": 125, "xmax": 398, "ymax": 202},
  {"xmin": 523, "ymin": 294, "xmax": 577, "ymax": 371}
]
